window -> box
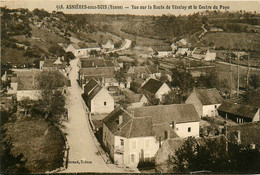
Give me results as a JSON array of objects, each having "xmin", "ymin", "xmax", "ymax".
[
  {"xmin": 188, "ymin": 127, "xmax": 191, "ymax": 132},
  {"xmin": 104, "ymin": 101, "xmax": 107, "ymax": 106},
  {"xmin": 131, "ymin": 154, "xmax": 135, "ymax": 163},
  {"xmin": 120, "ymin": 139, "xmax": 124, "ymax": 146},
  {"xmin": 215, "ymin": 105, "xmax": 217, "ymax": 109},
  {"xmin": 132, "ymin": 140, "xmax": 136, "ymax": 149}
]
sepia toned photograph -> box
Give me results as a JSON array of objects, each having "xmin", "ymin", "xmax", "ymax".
[{"xmin": 0, "ymin": 0, "xmax": 260, "ymax": 174}]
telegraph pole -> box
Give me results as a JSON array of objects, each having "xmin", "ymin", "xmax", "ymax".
[
  {"xmin": 237, "ymin": 53, "xmax": 240, "ymax": 97},
  {"xmin": 246, "ymin": 53, "xmax": 250, "ymax": 88}
]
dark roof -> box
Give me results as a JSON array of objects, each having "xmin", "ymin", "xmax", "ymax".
[
  {"xmin": 142, "ymin": 78, "xmax": 163, "ymax": 94},
  {"xmin": 80, "ymin": 67, "xmax": 115, "ymax": 82},
  {"xmin": 103, "ymin": 104, "xmax": 200, "ymax": 139},
  {"xmin": 71, "ymin": 43, "xmax": 80, "ymax": 49},
  {"xmin": 218, "ymin": 101, "xmax": 259, "ymax": 119},
  {"xmin": 84, "ymin": 78, "xmax": 98, "ymax": 95},
  {"xmin": 123, "ymin": 89, "xmax": 144, "ymax": 103},
  {"xmin": 195, "ymin": 88, "xmax": 223, "ymax": 105},
  {"xmin": 87, "ymin": 85, "xmax": 103, "ymax": 100},
  {"xmin": 147, "ymin": 65, "xmax": 160, "ymax": 74}
]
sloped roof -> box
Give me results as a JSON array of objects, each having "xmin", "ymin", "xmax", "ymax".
[
  {"xmin": 195, "ymin": 88, "xmax": 223, "ymax": 105},
  {"xmin": 80, "ymin": 67, "xmax": 115, "ymax": 81},
  {"xmin": 129, "ymin": 104, "xmax": 200, "ymax": 124},
  {"xmin": 123, "ymin": 89, "xmax": 145, "ymax": 103},
  {"xmin": 81, "ymin": 58, "xmax": 119, "ymax": 68},
  {"xmin": 85, "ymin": 42, "xmax": 100, "ymax": 48},
  {"xmin": 127, "ymin": 66, "xmax": 151, "ymax": 74},
  {"xmin": 71, "ymin": 43, "xmax": 81, "ymax": 49},
  {"xmin": 17, "ymin": 75, "xmax": 40, "ymax": 90},
  {"xmin": 147, "ymin": 65, "xmax": 160, "ymax": 74},
  {"xmin": 103, "ymin": 104, "xmax": 199, "ymax": 139},
  {"xmin": 87, "ymin": 85, "xmax": 103, "ymax": 100},
  {"xmin": 142, "ymin": 78, "xmax": 163, "ymax": 94},
  {"xmin": 84, "ymin": 78, "xmax": 98, "ymax": 95},
  {"xmin": 42, "ymin": 59, "xmax": 66, "ymax": 69},
  {"xmin": 218, "ymin": 101, "xmax": 259, "ymax": 119}
]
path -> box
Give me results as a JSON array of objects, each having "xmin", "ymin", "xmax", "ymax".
[{"xmin": 61, "ymin": 58, "xmax": 129, "ymax": 173}]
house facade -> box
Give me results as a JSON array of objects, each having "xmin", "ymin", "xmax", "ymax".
[
  {"xmin": 185, "ymin": 88, "xmax": 223, "ymax": 118},
  {"xmin": 102, "ymin": 40, "xmax": 114, "ymax": 50},
  {"xmin": 102, "ymin": 104, "xmax": 200, "ymax": 168},
  {"xmin": 83, "ymin": 79, "xmax": 114, "ymax": 114},
  {"xmin": 141, "ymin": 78, "xmax": 171, "ymax": 101}
]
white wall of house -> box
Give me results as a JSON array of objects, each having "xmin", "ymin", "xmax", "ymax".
[
  {"xmin": 252, "ymin": 109, "xmax": 260, "ymax": 122},
  {"xmin": 175, "ymin": 121, "xmax": 200, "ymax": 138},
  {"xmin": 114, "ymin": 136, "xmax": 159, "ymax": 168},
  {"xmin": 202, "ymin": 104, "xmax": 221, "ymax": 117},
  {"xmin": 156, "ymin": 83, "xmax": 171, "ymax": 101},
  {"xmin": 90, "ymin": 88, "xmax": 114, "ymax": 114},
  {"xmin": 157, "ymin": 51, "xmax": 172, "ymax": 58},
  {"xmin": 17, "ymin": 90, "xmax": 41, "ymax": 101}
]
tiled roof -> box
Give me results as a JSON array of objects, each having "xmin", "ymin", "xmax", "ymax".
[
  {"xmin": 218, "ymin": 101, "xmax": 259, "ymax": 119},
  {"xmin": 147, "ymin": 65, "xmax": 160, "ymax": 74},
  {"xmin": 103, "ymin": 104, "xmax": 199, "ymax": 139},
  {"xmin": 84, "ymin": 78, "xmax": 98, "ymax": 95},
  {"xmin": 142, "ymin": 78, "xmax": 163, "ymax": 94},
  {"xmin": 42, "ymin": 59, "xmax": 66, "ymax": 69},
  {"xmin": 71, "ymin": 43, "xmax": 81, "ymax": 49},
  {"xmin": 88, "ymin": 85, "xmax": 103, "ymax": 100},
  {"xmin": 127, "ymin": 66, "xmax": 151, "ymax": 74},
  {"xmin": 81, "ymin": 58, "xmax": 119, "ymax": 68},
  {"xmin": 16, "ymin": 71, "xmax": 41, "ymax": 90},
  {"xmin": 123, "ymin": 89, "xmax": 144, "ymax": 103},
  {"xmin": 195, "ymin": 88, "xmax": 223, "ymax": 105},
  {"xmin": 80, "ymin": 67, "xmax": 115, "ymax": 82}
]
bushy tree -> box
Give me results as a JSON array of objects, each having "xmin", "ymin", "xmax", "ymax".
[{"xmin": 170, "ymin": 68, "xmax": 194, "ymax": 92}]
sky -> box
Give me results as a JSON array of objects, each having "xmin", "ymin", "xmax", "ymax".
[{"xmin": 1, "ymin": 0, "xmax": 260, "ymax": 16}]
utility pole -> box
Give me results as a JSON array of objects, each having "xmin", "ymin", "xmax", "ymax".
[
  {"xmin": 229, "ymin": 53, "xmax": 232, "ymax": 96},
  {"xmin": 225, "ymin": 113, "xmax": 228, "ymax": 155},
  {"xmin": 237, "ymin": 53, "xmax": 240, "ymax": 97},
  {"xmin": 246, "ymin": 53, "xmax": 250, "ymax": 88}
]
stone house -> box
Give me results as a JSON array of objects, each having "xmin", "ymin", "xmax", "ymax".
[
  {"xmin": 185, "ymin": 88, "xmax": 223, "ymax": 118},
  {"xmin": 82, "ymin": 78, "xmax": 114, "ymax": 114},
  {"xmin": 102, "ymin": 104, "xmax": 200, "ymax": 168}
]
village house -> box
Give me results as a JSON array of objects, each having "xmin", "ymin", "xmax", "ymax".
[
  {"xmin": 209, "ymin": 27, "xmax": 224, "ymax": 32},
  {"xmin": 141, "ymin": 78, "xmax": 171, "ymax": 101},
  {"xmin": 130, "ymin": 78, "xmax": 147, "ymax": 93},
  {"xmin": 204, "ymin": 49, "xmax": 217, "ymax": 61},
  {"xmin": 218, "ymin": 101, "xmax": 260, "ymax": 123},
  {"xmin": 14, "ymin": 71, "xmax": 42, "ymax": 101},
  {"xmin": 121, "ymin": 89, "xmax": 148, "ymax": 108},
  {"xmin": 171, "ymin": 43, "xmax": 178, "ymax": 52},
  {"xmin": 79, "ymin": 57, "xmax": 120, "ymax": 71},
  {"xmin": 102, "ymin": 104, "xmax": 200, "ymax": 168},
  {"xmin": 79, "ymin": 67, "xmax": 115, "ymax": 88},
  {"xmin": 126, "ymin": 65, "xmax": 161, "ymax": 80},
  {"xmin": 102, "ymin": 39, "xmax": 114, "ymax": 50},
  {"xmin": 176, "ymin": 47, "xmax": 189, "ymax": 56},
  {"xmin": 148, "ymin": 46, "xmax": 173, "ymax": 58},
  {"xmin": 65, "ymin": 42, "xmax": 101, "ymax": 57},
  {"xmin": 40, "ymin": 57, "xmax": 67, "ymax": 71},
  {"xmin": 185, "ymin": 88, "xmax": 223, "ymax": 118},
  {"xmin": 82, "ymin": 78, "xmax": 114, "ymax": 114}
]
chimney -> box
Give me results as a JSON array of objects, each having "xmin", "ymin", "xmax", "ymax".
[
  {"xmin": 119, "ymin": 115, "xmax": 123, "ymax": 125},
  {"xmin": 171, "ymin": 121, "xmax": 176, "ymax": 130}
]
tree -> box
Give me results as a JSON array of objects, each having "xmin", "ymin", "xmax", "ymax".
[
  {"xmin": 115, "ymin": 70, "xmax": 126, "ymax": 87},
  {"xmin": 65, "ymin": 51, "xmax": 75, "ymax": 63},
  {"xmin": 37, "ymin": 71, "xmax": 68, "ymax": 122},
  {"xmin": 48, "ymin": 44, "xmax": 65, "ymax": 57},
  {"xmin": 162, "ymin": 89, "xmax": 182, "ymax": 105},
  {"xmin": 249, "ymin": 74, "xmax": 260, "ymax": 89},
  {"xmin": 1, "ymin": 132, "xmax": 29, "ymax": 174},
  {"xmin": 170, "ymin": 68, "xmax": 194, "ymax": 92}
]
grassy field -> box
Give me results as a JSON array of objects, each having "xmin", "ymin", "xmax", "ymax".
[
  {"xmin": 201, "ymin": 32, "xmax": 260, "ymax": 52},
  {"xmin": 214, "ymin": 62, "xmax": 260, "ymax": 89},
  {"xmin": 3, "ymin": 118, "xmax": 65, "ymax": 173}
]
